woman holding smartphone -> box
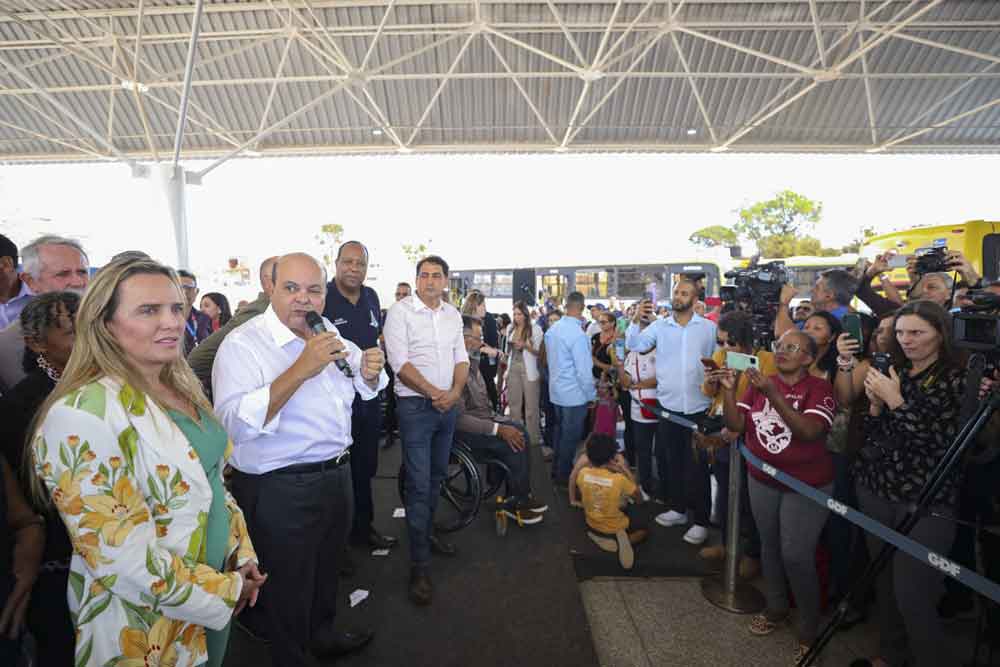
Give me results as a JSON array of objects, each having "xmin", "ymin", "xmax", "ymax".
[{"xmin": 505, "ymin": 301, "xmax": 544, "ymax": 446}]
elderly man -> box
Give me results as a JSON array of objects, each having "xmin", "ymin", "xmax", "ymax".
[
  {"xmin": 383, "ymin": 255, "xmax": 469, "ymax": 606},
  {"xmin": 188, "ymin": 256, "xmax": 278, "ymax": 395},
  {"xmin": 322, "ymin": 241, "xmax": 397, "ymax": 550},
  {"xmin": 0, "ymin": 234, "xmax": 32, "ymax": 330},
  {"xmin": 0, "ymin": 234, "xmax": 89, "ymax": 392},
  {"xmin": 177, "ymin": 269, "xmax": 212, "ymax": 355},
  {"xmin": 214, "ymin": 253, "xmax": 387, "ymax": 665}
]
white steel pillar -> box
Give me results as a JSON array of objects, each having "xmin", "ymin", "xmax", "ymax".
[{"xmin": 156, "ymin": 164, "xmax": 191, "ymax": 269}]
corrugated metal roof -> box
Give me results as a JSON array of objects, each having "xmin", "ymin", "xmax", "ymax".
[{"xmin": 0, "ymin": 0, "xmax": 998, "ymax": 164}]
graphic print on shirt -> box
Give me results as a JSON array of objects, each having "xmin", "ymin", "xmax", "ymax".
[{"xmin": 751, "ymin": 398, "xmax": 792, "ymax": 454}]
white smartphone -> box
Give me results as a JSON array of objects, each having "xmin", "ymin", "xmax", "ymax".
[{"xmin": 726, "ymin": 351, "xmax": 760, "ymax": 372}]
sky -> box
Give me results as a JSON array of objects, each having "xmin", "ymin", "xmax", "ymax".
[{"xmin": 1, "ymin": 152, "xmax": 998, "ymax": 305}]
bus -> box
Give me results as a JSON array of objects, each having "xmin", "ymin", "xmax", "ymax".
[
  {"xmin": 732, "ymin": 254, "xmax": 860, "ymax": 297},
  {"xmin": 449, "ymin": 260, "xmax": 727, "ymax": 313},
  {"xmin": 859, "ymin": 220, "xmax": 1000, "ymax": 286}
]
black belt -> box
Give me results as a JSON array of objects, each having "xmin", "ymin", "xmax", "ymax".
[{"xmin": 271, "ymin": 451, "xmax": 350, "ymax": 475}]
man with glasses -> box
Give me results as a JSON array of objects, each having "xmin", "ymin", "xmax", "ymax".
[
  {"xmin": 177, "ymin": 269, "xmax": 212, "ymax": 355},
  {"xmin": 323, "ymin": 241, "xmax": 398, "ymax": 553},
  {"xmin": 384, "ymin": 255, "xmax": 469, "ymax": 606},
  {"xmin": 627, "ymin": 279, "xmax": 717, "ymax": 545}
]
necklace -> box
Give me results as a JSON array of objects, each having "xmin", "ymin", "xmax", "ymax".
[{"xmin": 36, "ymin": 355, "xmax": 61, "ymax": 382}]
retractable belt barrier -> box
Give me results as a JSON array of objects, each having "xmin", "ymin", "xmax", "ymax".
[
  {"xmin": 737, "ymin": 443, "xmax": 1000, "ymax": 605},
  {"xmin": 642, "ymin": 401, "xmax": 1000, "ymax": 604}
]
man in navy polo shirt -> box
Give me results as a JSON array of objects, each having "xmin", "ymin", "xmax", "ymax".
[{"xmin": 324, "ymin": 241, "xmax": 398, "ymax": 550}]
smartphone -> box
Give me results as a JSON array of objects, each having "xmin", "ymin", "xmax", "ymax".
[
  {"xmin": 700, "ymin": 357, "xmax": 719, "ymax": 371},
  {"xmin": 842, "ymin": 313, "xmax": 864, "ymax": 356},
  {"xmin": 726, "ymin": 351, "xmax": 759, "ymax": 372},
  {"xmin": 872, "ymin": 352, "xmax": 892, "ymax": 376}
]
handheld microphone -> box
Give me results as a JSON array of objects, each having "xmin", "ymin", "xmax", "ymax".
[{"xmin": 304, "ymin": 311, "xmax": 354, "ymax": 377}]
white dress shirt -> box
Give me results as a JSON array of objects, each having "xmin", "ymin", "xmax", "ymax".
[
  {"xmin": 383, "ymin": 294, "xmax": 467, "ymax": 398},
  {"xmin": 212, "ymin": 306, "xmax": 388, "ymax": 474}
]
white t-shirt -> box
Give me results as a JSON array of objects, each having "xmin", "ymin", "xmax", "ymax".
[
  {"xmin": 586, "ymin": 320, "xmax": 601, "ymax": 338},
  {"xmin": 624, "ymin": 348, "xmax": 657, "ymax": 424}
]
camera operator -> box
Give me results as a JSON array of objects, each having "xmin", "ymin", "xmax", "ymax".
[
  {"xmin": 854, "ymin": 300, "xmax": 967, "ymax": 667},
  {"xmin": 905, "ymin": 249, "xmax": 981, "ymax": 309},
  {"xmin": 720, "ymin": 329, "xmax": 836, "ymax": 664},
  {"xmin": 776, "ymin": 269, "xmax": 856, "ymax": 338},
  {"xmin": 856, "ymin": 253, "xmax": 904, "ymax": 317}
]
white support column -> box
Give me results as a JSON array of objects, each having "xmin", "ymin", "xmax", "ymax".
[{"xmin": 159, "ymin": 164, "xmax": 191, "ymax": 269}]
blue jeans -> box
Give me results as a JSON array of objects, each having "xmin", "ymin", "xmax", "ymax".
[
  {"xmin": 552, "ymin": 404, "xmax": 588, "ymax": 482},
  {"xmin": 398, "ymin": 397, "xmax": 458, "ymax": 567}
]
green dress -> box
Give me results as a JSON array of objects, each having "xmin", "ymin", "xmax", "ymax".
[{"xmin": 167, "ymin": 407, "xmax": 232, "ymax": 667}]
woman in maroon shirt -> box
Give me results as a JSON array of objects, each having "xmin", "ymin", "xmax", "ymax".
[{"xmin": 721, "ymin": 328, "xmax": 836, "ymax": 665}]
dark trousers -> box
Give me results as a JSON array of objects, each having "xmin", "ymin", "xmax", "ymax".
[
  {"xmin": 385, "ymin": 365, "xmax": 398, "ymax": 433},
  {"xmin": 825, "ymin": 452, "xmax": 863, "ymax": 600},
  {"xmin": 655, "ymin": 411, "xmax": 706, "ymax": 519},
  {"xmin": 540, "ymin": 377, "xmax": 556, "ymax": 449},
  {"xmin": 27, "ymin": 569, "xmax": 75, "ymax": 666},
  {"xmin": 617, "ymin": 391, "xmax": 635, "ymax": 466},
  {"xmin": 0, "ymin": 576, "xmax": 17, "ymax": 666},
  {"xmin": 350, "ymin": 394, "xmax": 383, "ymax": 536},
  {"xmin": 458, "ymin": 426, "xmax": 530, "ymax": 499},
  {"xmin": 481, "ymin": 367, "xmax": 499, "ymax": 412},
  {"xmin": 552, "ymin": 404, "xmax": 588, "ymax": 482},
  {"xmin": 631, "ymin": 420, "xmax": 657, "ymax": 495},
  {"xmin": 398, "ymin": 397, "xmax": 458, "ymax": 567},
  {"xmin": 231, "ymin": 463, "xmax": 353, "ymax": 667}
]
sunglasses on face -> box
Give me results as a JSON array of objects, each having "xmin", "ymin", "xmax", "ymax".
[
  {"xmin": 716, "ymin": 339, "xmax": 738, "ymax": 347},
  {"xmin": 772, "ymin": 342, "xmax": 804, "ymax": 354}
]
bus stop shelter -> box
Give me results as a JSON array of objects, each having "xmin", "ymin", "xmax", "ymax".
[{"xmin": 1, "ymin": 1, "xmax": 999, "ymax": 265}]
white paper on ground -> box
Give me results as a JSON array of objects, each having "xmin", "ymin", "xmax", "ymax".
[
  {"xmin": 371, "ymin": 549, "xmax": 390, "ymax": 557},
  {"xmin": 392, "ymin": 508, "xmax": 406, "ymax": 518},
  {"xmin": 349, "ymin": 589, "xmax": 369, "ymax": 608}
]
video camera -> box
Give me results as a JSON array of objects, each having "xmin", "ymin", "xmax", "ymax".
[
  {"xmin": 722, "ymin": 259, "xmax": 789, "ymax": 350},
  {"xmin": 914, "ymin": 245, "xmax": 951, "ymax": 275},
  {"xmin": 953, "ymin": 289, "xmax": 1000, "ymax": 352}
]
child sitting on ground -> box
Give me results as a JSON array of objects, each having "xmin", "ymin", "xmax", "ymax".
[{"xmin": 568, "ymin": 434, "xmax": 648, "ymax": 570}]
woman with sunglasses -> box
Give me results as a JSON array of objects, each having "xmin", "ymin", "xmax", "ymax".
[{"xmin": 721, "ymin": 329, "xmax": 836, "ymax": 665}]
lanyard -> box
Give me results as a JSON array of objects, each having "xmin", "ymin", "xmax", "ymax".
[{"xmin": 186, "ymin": 318, "xmax": 197, "ymax": 339}]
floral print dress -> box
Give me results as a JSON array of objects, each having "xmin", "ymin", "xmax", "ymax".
[{"xmin": 33, "ymin": 377, "xmax": 257, "ymax": 667}]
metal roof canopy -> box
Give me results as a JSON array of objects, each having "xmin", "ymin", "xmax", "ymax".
[{"xmin": 0, "ymin": 0, "xmax": 998, "ymax": 169}]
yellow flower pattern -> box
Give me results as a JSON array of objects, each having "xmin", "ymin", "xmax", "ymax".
[{"xmin": 33, "ymin": 378, "xmax": 258, "ymax": 667}]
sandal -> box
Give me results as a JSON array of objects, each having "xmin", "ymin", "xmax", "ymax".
[{"xmin": 748, "ymin": 612, "xmax": 786, "ymax": 636}]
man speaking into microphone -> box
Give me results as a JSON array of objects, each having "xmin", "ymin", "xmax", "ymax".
[{"xmin": 214, "ymin": 253, "xmax": 387, "ymax": 666}]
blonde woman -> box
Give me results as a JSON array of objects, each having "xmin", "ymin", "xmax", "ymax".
[
  {"xmin": 29, "ymin": 258, "xmax": 263, "ymax": 667},
  {"xmin": 505, "ymin": 301, "xmax": 544, "ymax": 446}
]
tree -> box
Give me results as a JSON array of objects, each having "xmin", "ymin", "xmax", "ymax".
[
  {"xmin": 735, "ymin": 190, "xmax": 823, "ymax": 243},
  {"xmin": 689, "ymin": 225, "xmax": 738, "ymax": 248},
  {"xmin": 402, "ymin": 240, "xmax": 432, "ymax": 265},
  {"xmin": 841, "ymin": 225, "xmax": 878, "ymax": 254},
  {"xmin": 315, "ymin": 223, "xmax": 345, "ymax": 269}
]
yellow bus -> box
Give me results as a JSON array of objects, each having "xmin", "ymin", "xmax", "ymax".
[{"xmin": 859, "ymin": 220, "xmax": 1000, "ymax": 286}]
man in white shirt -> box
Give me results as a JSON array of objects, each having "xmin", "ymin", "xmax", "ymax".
[
  {"xmin": 383, "ymin": 255, "xmax": 469, "ymax": 606},
  {"xmin": 214, "ymin": 253, "xmax": 388, "ymax": 666}
]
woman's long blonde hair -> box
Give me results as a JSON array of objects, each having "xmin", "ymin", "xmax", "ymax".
[
  {"xmin": 26, "ymin": 258, "xmax": 214, "ymax": 502},
  {"xmin": 461, "ymin": 290, "xmax": 485, "ymax": 317}
]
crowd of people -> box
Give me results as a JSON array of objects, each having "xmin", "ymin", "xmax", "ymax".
[{"xmin": 0, "ymin": 231, "xmax": 996, "ymax": 667}]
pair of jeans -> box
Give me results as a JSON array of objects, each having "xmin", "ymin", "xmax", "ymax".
[
  {"xmin": 552, "ymin": 403, "xmax": 588, "ymax": 482},
  {"xmin": 457, "ymin": 424, "xmax": 531, "ymax": 499},
  {"xmin": 857, "ymin": 485, "xmax": 957, "ymax": 667},
  {"xmin": 631, "ymin": 420, "xmax": 657, "ymax": 494},
  {"xmin": 748, "ymin": 475, "xmax": 831, "ymax": 644},
  {"xmin": 398, "ymin": 397, "xmax": 458, "ymax": 567}
]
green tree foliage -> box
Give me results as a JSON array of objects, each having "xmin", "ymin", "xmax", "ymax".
[
  {"xmin": 735, "ymin": 190, "xmax": 823, "ymax": 243},
  {"xmin": 402, "ymin": 241, "xmax": 431, "ymax": 265},
  {"xmin": 689, "ymin": 225, "xmax": 739, "ymax": 248},
  {"xmin": 315, "ymin": 223, "xmax": 345, "ymax": 268},
  {"xmin": 841, "ymin": 225, "xmax": 878, "ymax": 254}
]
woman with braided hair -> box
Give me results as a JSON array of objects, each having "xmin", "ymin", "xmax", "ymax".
[{"xmin": 0, "ymin": 290, "xmax": 80, "ymax": 665}]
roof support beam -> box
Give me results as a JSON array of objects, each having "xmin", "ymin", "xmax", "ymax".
[
  {"xmin": 0, "ymin": 117, "xmax": 107, "ymax": 159},
  {"xmin": 676, "ymin": 26, "xmax": 817, "ymax": 76},
  {"xmin": 595, "ymin": 0, "xmax": 659, "ymax": 70},
  {"xmin": 255, "ymin": 32, "xmax": 296, "ymax": 143},
  {"xmin": 360, "ymin": 0, "xmax": 395, "ymax": 70},
  {"xmin": 483, "ymin": 33, "xmax": 559, "ymax": 145},
  {"xmin": 406, "ymin": 32, "xmax": 477, "ymax": 146},
  {"xmin": 545, "ymin": 0, "xmax": 587, "ymax": 68},
  {"xmin": 484, "ymin": 27, "xmax": 583, "ymax": 74},
  {"xmin": 834, "ymin": 0, "xmax": 945, "ymax": 73},
  {"xmin": 807, "ymin": 0, "xmax": 828, "ymax": 68},
  {"xmin": 857, "ymin": 33, "xmax": 878, "ymax": 145},
  {"xmin": 107, "ymin": 29, "xmax": 118, "ymax": 146},
  {"xmin": 172, "ymin": 0, "xmax": 206, "ymax": 169},
  {"xmin": 669, "ymin": 31, "xmax": 717, "ymax": 144},
  {"xmin": 875, "ymin": 30, "xmax": 1000, "ymax": 67},
  {"xmin": 592, "ymin": 0, "xmax": 624, "ymax": 70},
  {"xmin": 871, "ymin": 97, "xmax": 1000, "ymax": 152}
]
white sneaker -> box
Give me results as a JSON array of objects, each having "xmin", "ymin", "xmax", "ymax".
[
  {"xmin": 683, "ymin": 525, "xmax": 708, "ymax": 545},
  {"xmin": 640, "ymin": 488, "xmax": 651, "ymax": 502},
  {"xmin": 655, "ymin": 510, "xmax": 689, "ymax": 527}
]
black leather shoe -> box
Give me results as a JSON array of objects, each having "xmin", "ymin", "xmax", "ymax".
[
  {"xmin": 312, "ymin": 629, "xmax": 374, "ymax": 658},
  {"xmin": 429, "ymin": 534, "xmax": 457, "ymax": 557},
  {"xmin": 368, "ymin": 528, "xmax": 399, "ymax": 549},
  {"xmin": 409, "ymin": 568, "xmax": 432, "ymax": 606}
]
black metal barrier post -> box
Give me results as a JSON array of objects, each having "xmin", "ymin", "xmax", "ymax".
[
  {"xmin": 701, "ymin": 440, "xmax": 766, "ymax": 614},
  {"xmin": 800, "ymin": 390, "xmax": 1000, "ymax": 667}
]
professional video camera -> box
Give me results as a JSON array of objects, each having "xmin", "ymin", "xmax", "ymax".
[
  {"xmin": 953, "ymin": 289, "xmax": 1000, "ymax": 352},
  {"xmin": 722, "ymin": 258, "xmax": 789, "ymax": 350}
]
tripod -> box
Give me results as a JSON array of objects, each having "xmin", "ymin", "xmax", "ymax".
[{"xmin": 801, "ymin": 389, "xmax": 1000, "ymax": 666}]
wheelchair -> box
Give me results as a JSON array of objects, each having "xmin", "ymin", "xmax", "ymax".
[{"xmin": 397, "ymin": 437, "xmax": 516, "ymax": 535}]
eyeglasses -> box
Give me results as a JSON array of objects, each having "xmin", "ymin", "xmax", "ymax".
[
  {"xmin": 772, "ymin": 342, "xmax": 803, "ymax": 354},
  {"xmin": 181, "ymin": 284, "xmax": 198, "ymax": 292},
  {"xmin": 716, "ymin": 338, "xmax": 738, "ymax": 347}
]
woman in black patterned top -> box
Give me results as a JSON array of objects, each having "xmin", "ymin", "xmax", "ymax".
[{"xmin": 854, "ymin": 300, "xmax": 964, "ymax": 667}]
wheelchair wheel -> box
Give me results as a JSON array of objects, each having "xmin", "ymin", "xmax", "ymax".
[{"xmin": 397, "ymin": 446, "xmax": 482, "ymax": 534}]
